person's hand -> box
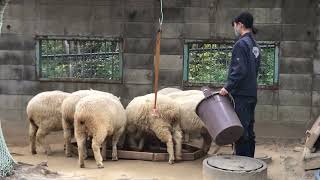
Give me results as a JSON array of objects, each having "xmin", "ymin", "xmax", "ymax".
[{"xmin": 219, "ymin": 87, "xmax": 229, "ymax": 96}]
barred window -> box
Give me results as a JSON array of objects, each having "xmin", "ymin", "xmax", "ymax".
[
  {"xmin": 36, "ymin": 36, "xmax": 122, "ymax": 82},
  {"xmin": 183, "ymin": 41, "xmax": 279, "ymax": 87}
]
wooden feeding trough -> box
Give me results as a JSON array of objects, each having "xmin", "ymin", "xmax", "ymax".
[{"xmin": 70, "ymin": 141, "xmax": 205, "ymax": 161}]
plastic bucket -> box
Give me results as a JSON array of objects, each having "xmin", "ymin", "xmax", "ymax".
[{"xmin": 195, "ymin": 87, "xmax": 243, "ymax": 146}]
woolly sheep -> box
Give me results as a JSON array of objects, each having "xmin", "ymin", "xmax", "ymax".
[
  {"xmin": 125, "ymin": 93, "xmax": 182, "ymax": 164},
  {"xmin": 61, "ymin": 89, "xmax": 119, "ymax": 157},
  {"xmin": 158, "ymin": 87, "xmax": 182, "ymax": 95},
  {"xmin": 26, "ymin": 90, "xmax": 70, "ymax": 155},
  {"xmin": 166, "ymin": 90, "xmax": 213, "ymax": 154},
  {"xmin": 74, "ymin": 94, "xmax": 126, "ymax": 168}
]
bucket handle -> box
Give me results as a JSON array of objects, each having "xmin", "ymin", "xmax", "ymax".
[
  {"xmin": 201, "ymin": 86, "xmax": 235, "ymax": 109},
  {"xmin": 210, "ymin": 91, "xmax": 235, "ymax": 109}
]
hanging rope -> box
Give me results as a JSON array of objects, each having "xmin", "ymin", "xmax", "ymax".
[
  {"xmin": 153, "ymin": 30, "xmax": 161, "ymax": 113},
  {"xmin": 158, "ymin": 0, "xmax": 163, "ymax": 30},
  {"xmin": 152, "ymin": 0, "xmax": 163, "ymax": 114}
]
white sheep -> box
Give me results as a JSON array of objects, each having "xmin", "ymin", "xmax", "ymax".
[
  {"xmin": 158, "ymin": 87, "xmax": 182, "ymax": 95},
  {"xmin": 61, "ymin": 89, "xmax": 119, "ymax": 157},
  {"xmin": 74, "ymin": 94, "xmax": 126, "ymax": 168},
  {"xmin": 26, "ymin": 90, "xmax": 70, "ymax": 155},
  {"xmin": 166, "ymin": 90, "xmax": 213, "ymax": 154},
  {"xmin": 125, "ymin": 93, "xmax": 182, "ymax": 164}
]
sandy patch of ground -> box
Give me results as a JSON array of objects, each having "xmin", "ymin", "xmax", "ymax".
[{"xmin": 3, "ymin": 138, "xmax": 316, "ymax": 180}]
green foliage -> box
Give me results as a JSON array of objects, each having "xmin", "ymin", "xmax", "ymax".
[
  {"xmin": 40, "ymin": 39, "xmax": 121, "ymax": 80},
  {"xmin": 188, "ymin": 43, "xmax": 232, "ymax": 84},
  {"xmin": 258, "ymin": 47, "xmax": 275, "ymax": 85},
  {"xmin": 187, "ymin": 43, "xmax": 276, "ymax": 86}
]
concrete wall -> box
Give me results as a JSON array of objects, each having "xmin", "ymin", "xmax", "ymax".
[{"xmin": 0, "ymin": 0, "xmax": 318, "ymax": 139}]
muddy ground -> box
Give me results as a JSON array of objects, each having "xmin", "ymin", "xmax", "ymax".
[{"xmin": 2, "ymin": 133, "xmax": 316, "ymax": 180}]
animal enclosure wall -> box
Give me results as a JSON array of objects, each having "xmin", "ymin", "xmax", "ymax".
[{"xmin": 0, "ymin": 0, "xmax": 318, "ymax": 139}]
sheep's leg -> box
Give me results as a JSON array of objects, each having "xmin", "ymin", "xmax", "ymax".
[
  {"xmin": 132, "ymin": 130, "xmax": 144, "ymax": 151},
  {"xmin": 112, "ymin": 127, "xmax": 124, "ymax": 161},
  {"xmin": 184, "ymin": 133, "xmax": 190, "ymax": 143},
  {"xmin": 137, "ymin": 136, "xmax": 145, "ymax": 151},
  {"xmin": 36, "ymin": 128, "xmax": 51, "ymax": 155},
  {"xmin": 117, "ymin": 133, "xmax": 126, "ymax": 149},
  {"xmin": 62, "ymin": 118, "xmax": 73, "ymax": 157},
  {"xmin": 153, "ymin": 126, "xmax": 175, "ymax": 164},
  {"xmin": 134, "ymin": 130, "xmax": 145, "ymax": 151},
  {"xmin": 76, "ymin": 134, "xmax": 86, "ymax": 168},
  {"xmin": 92, "ymin": 132, "xmax": 106, "ymax": 168},
  {"xmin": 29, "ymin": 123, "xmax": 38, "ymax": 155},
  {"xmin": 83, "ymin": 137, "xmax": 89, "ymax": 160},
  {"xmin": 75, "ymin": 120, "xmax": 87, "ymax": 168},
  {"xmin": 201, "ymin": 128, "xmax": 212, "ymax": 154},
  {"xmin": 128, "ymin": 134, "xmax": 138, "ymax": 150},
  {"xmin": 101, "ymin": 138, "xmax": 107, "ymax": 161},
  {"xmin": 126, "ymin": 125, "xmax": 139, "ymax": 150},
  {"xmin": 172, "ymin": 124, "xmax": 183, "ymax": 161},
  {"xmin": 212, "ymin": 145, "xmax": 221, "ymax": 155}
]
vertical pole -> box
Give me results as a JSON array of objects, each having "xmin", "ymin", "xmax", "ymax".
[{"xmin": 153, "ymin": 30, "xmax": 161, "ymax": 111}]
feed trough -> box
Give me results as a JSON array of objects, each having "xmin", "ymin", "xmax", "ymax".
[{"xmin": 70, "ymin": 141, "xmax": 204, "ymax": 161}]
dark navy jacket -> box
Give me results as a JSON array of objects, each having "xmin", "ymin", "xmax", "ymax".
[{"xmin": 224, "ymin": 32, "xmax": 261, "ymax": 97}]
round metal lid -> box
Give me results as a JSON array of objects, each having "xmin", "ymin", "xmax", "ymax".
[{"xmin": 207, "ymin": 155, "xmax": 264, "ymax": 172}]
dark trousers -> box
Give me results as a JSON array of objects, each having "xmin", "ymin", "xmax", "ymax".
[{"xmin": 233, "ymin": 95, "xmax": 257, "ymax": 158}]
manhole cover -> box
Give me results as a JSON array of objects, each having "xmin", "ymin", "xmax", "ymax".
[{"xmin": 207, "ymin": 155, "xmax": 264, "ymax": 172}]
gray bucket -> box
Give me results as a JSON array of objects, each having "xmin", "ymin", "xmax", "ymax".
[{"xmin": 195, "ymin": 87, "xmax": 243, "ymax": 146}]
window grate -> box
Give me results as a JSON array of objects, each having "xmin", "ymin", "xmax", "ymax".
[
  {"xmin": 183, "ymin": 41, "xmax": 278, "ymax": 87},
  {"xmin": 37, "ymin": 37, "xmax": 122, "ymax": 82}
]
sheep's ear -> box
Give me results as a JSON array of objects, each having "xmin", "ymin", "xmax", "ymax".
[{"xmin": 118, "ymin": 96, "xmax": 121, "ymax": 100}]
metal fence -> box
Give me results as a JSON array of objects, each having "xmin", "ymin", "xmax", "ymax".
[
  {"xmin": 183, "ymin": 41, "xmax": 278, "ymax": 87},
  {"xmin": 37, "ymin": 38, "xmax": 122, "ymax": 81}
]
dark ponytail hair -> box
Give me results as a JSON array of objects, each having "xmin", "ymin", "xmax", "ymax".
[
  {"xmin": 252, "ymin": 26, "xmax": 258, "ymax": 35},
  {"xmin": 233, "ymin": 12, "xmax": 258, "ymax": 34}
]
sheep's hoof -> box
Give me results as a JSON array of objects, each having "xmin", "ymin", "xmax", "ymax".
[
  {"xmin": 80, "ymin": 164, "xmax": 85, "ymax": 168},
  {"xmin": 66, "ymin": 153, "xmax": 72, "ymax": 157},
  {"xmin": 97, "ymin": 163, "xmax": 104, "ymax": 169},
  {"xmin": 112, "ymin": 156, "xmax": 118, "ymax": 161},
  {"xmin": 168, "ymin": 159, "xmax": 175, "ymax": 164}
]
